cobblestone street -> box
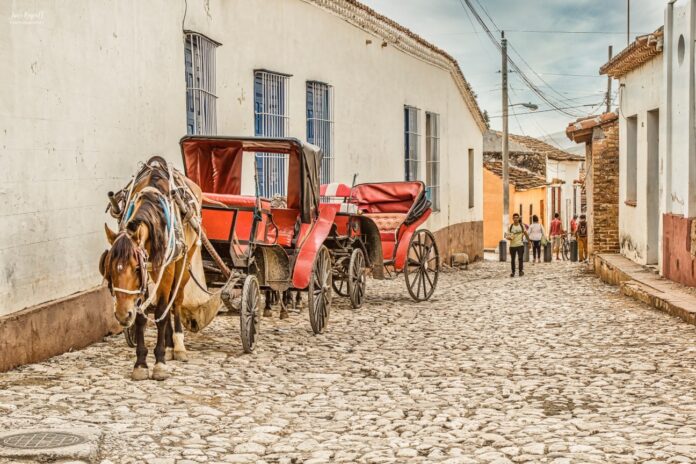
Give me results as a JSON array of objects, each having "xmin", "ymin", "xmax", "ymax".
[{"xmin": 1, "ymin": 260, "xmax": 696, "ymax": 463}]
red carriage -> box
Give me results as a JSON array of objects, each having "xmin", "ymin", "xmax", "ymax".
[
  {"xmin": 180, "ymin": 136, "xmax": 340, "ymax": 352},
  {"xmin": 321, "ymin": 181, "xmax": 440, "ymax": 305}
]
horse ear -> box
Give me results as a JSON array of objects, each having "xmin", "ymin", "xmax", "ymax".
[
  {"xmin": 98, "ymin": 250, "xmax": 109, "ymax": 277},
  {"xmin": 104, "ymin": 223, "xmax": 118, "ymax": 245}
]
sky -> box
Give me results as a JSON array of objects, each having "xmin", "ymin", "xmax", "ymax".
[{"xmin": 359, "ymin": 0, "xmax": 664, "ymax": 143}]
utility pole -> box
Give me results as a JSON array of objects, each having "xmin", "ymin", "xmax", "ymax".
[
  {"xmin": 606, "ymin": 45, "xmax": 613, "ymax": 113},
  {"xmin": 499, "ymin": 30, "xmax": 509, "ymax": 262},
  {"xmin": 627, "ymin": 0, "xmax": 630, "ymax": 45}
]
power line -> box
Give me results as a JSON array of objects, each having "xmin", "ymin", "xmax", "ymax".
[
  {"xmin": 431, "ymin": 30, "xmax": 649, "ymax": 36},
  {"xmin": 488, "ymin": 103, "xmax": 602, "ymax": 118}
]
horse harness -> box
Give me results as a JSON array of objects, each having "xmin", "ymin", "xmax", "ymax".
[{"xmin": 106, "ymin": 157, "xmax": 202, "ymax": 324}]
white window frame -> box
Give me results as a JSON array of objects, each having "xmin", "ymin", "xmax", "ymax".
[
  {"xmin": 185, "ymin": 32, "xmax": 218, "ymax": 135},
  {"xmin": 307, "ymin": 81, "xmax": 334, "ymax": 184},
  {"xmin": 405, "ymin": 106, "xmax": 420, "ymax": 181},
  {"xmin": 425, "ymin": 112, "xmax": 440, "ymax": 212}
]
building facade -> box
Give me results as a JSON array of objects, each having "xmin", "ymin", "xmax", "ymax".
[
  {"xmin": 0, "ymin": 0, "xmax": 485, "ymax": 370},
  {"xmin": 600, "ymin": 28, "xmax": 663, "ymax": 266}
]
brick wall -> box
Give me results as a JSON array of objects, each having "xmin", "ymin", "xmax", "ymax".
[{"xmin": 587, "ymin": 121, "xmax": 620, "ymax": 256}]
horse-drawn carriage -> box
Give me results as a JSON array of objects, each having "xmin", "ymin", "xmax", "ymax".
[{"xmin": 321, "ymin": 181, "xmax": 440, "ymax": 306}]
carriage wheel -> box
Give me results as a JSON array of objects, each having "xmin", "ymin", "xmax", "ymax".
[
  {"xmin": 562, "ymin": 237, "xmax": 571, "ymax": 261},
  {"xmin": 240, "ymin": 275, "xmax": 260, "ymax": 353},
  {"xmin": 332, "ymin": 274, "xmax": 349, "ymax": 297},
  {"xmin": 348, "ymin": 248, "xmax": 367, "ymax": 309},
  {"xmin": 308, "ymin": 246, "xmax": 332, "ymax": 334},
  {"xmin": 123, "ymin": 325, "xmax": 136, "ymax": 348},
  {"xmin": 404, "ymin": 229, "xmax": 440, "ymax": 302}
]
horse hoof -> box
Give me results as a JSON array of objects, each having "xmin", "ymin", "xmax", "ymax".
[
  {"xmin": 279, "ymin": 310, "xmax": 289, "ymax": 320},
  {"xmin": 131, "ymin": 367, "xmax": 149, "ymax": 381},
  {"xmin": 152, "ymin": 363, "xmax": 170, "ymax": 381},
  {"xmin": 165, "ymin": 348, "xmax": 174, "ymax": 361},
  {"xmin": 263, "ymin": 309, "xmax": 273, "ymax": 318},
  {"xmin": 173, "ymin": 350, "xmax": 188, "ymax": 362}
]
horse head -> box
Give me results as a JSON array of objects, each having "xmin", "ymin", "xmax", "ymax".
[{"xmin": 102, "ymin": 222, "xmax": 150, "ymax": 328}]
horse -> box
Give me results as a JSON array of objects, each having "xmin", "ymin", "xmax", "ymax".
[{"xmin": 100, "ymin": 158, "xmax": 202, "ymax": 381}]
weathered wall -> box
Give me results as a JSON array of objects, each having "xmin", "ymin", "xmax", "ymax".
[
  {"xmin": 662, "ymin": 213, "xmax": 696, "ymax": 287},
  {"xmin": 0, "ymin": 0, "xmax": 484, "ymax": 317},
  {"xmin": 433, "ymin": 221, "xmax": 483, "ymax": 264},
  {"xmin": 587, "ymin": 121, "xmax": 620, "ymax": 256},
  {"xmin": 618, "ymin": 54, "xmax": 663, "ymax": 265}
]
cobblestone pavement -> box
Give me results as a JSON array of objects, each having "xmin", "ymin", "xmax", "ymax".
[{"xmin": 1, "ymin": 260, "xmax": 696, "ymax": 464}]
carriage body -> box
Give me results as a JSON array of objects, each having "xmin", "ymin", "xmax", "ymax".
[
  {"xmin": 321, "ymin": 181, "xmax": 440, "ymax": 304},
  {"xmin": 180, "ymin": 136, "xmax": 337, "ymax": 349}
]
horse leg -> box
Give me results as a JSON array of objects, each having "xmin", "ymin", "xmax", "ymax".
[
  {"xmin": 263, "ymin": 290, "xmax": 273, "ymax": 317},
  {"xmin": 294, "ymin": 290, "xmax": 303, "ymax": 310},
  {"xmin": 131, "ymin": 313, "xmax": 149, "ymax": 381},
  {"xmin": 151, "ymin": 300, "xmax": 171, "ymax": 381},
  {"xmin": 165, "ymin": 317, "xmax": 174, "ymax": 361},
  {"xmin": 279, "ymin": 290, "xmax": 290, "ymax": 319},
  {"xmin": 172, "ymin": 307, "xmax": 188, "ymax": 362}
]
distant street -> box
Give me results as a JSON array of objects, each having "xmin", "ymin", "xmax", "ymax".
[{"xmin": 1, "ymin": 260, "xmax": 696, "ymax": 463}]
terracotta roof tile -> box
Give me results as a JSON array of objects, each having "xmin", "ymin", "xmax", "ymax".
[
  {"xmin": 600, "ymin": 27, "xmax": 663, "ymax": 78},
  {"xmin": 484, "ymin": 130, "xmax": 584, "ymax": 162},
  {"xmin": 566, "ymin": 112, "xmax": 618, "ymax": 143},
  {"xmin": 484, "ymin": 160, "xmax": 547, "ymax": 191}
]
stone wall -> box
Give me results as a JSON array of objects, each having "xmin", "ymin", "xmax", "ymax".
[
  {"xmin": 434, "ymin": 220, "xmax": 484, "ymax": 265},
  {"xmin": 587, "ymin": 121, "xmax": 620, "ymax": 256}
]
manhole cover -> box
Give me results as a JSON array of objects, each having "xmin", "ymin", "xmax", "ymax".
[{"xmin": 0, "ymin": 432, "xmax": 86, "ymax": 449}]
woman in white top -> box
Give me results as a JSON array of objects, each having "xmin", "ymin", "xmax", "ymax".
[{"xmin": 527, "ymin": 215, "xmax": 545, "ymax": 263}]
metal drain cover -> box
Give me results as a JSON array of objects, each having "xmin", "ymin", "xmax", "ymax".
[
  {"xmin": 0, "ymin": 427, "xmax": 101, "ymax": 462},
  {"xmin": 0, "ymin": 431, "xmax": 86, "ymax": 449}
]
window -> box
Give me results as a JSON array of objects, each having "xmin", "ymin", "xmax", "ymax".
[
  {"xmin": 307, "ymin": 82, "xmax": 334, "ymax": 184},
  {"xmin": 425, "ymin": 112, "xmax": 440, "ymax": 211},
  {"xmin": 529, "ymin": 204, "xmax": 533, "ymax": 224},
  {"xmin": 404, "ymin": 106, "xmax": 420, "ymax": 181},
  {"xmin": 626, "ymin": 115, "xmax": 638, "ymax": 204},
  {"xmin": 468, "ymin": 149, "xmax": 475, "ymax": 209},
  {"xmin": 185, "ymin": 33, "xmax": 218, "ymax": 135},
  {"xmin": 254, "ymin": 70, "xmax": 290, "ymax": 197}
]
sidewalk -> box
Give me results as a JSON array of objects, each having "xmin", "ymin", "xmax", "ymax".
[{"xmin": 594, "ymin": 253, "xmax": 696, "ymax": 326}]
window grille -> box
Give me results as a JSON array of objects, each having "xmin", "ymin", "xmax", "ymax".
[
  {"xmin": 185, "ymin": 33, "xmax": 218, "ymax": 135},
  {"xmin": 254, "ymin": 70, "xmax": 290, "ymax": 197},
  {"xmin": 404, "ymin": 106, "xmax": 420, "ymax": 181},
  {"xmin": 425, "ymin": 112, "xmax": 440, "ymax": 211},
  {"xmin": 307, "ymin": 81, "xmax": 334, "ymax": 184}
]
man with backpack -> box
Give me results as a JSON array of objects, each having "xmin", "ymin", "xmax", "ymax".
[
  {"xmin": 507, "ymin": 213, "xmax": 529, "ymax": 277},
  {"xmin": 575, "ymin": 214, "xmax": 589, "ymax": 262}
]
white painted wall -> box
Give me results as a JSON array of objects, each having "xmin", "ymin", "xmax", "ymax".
[
  {"xmin": 0, "ymin": 0, "xmax": 483, "ymax": 316},
  {"xmin": 618, "ymin": 54, "xmax": 663, "ymax": 265},
  {"xmin": 545, "ymin": 159, "xmax": 583, "ymax": 230}
]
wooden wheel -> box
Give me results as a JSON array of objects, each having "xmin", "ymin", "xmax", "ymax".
[
  {"xmin": 332, "ymin": 272, "xmax": 349, "ymax": 297},
  {"xmin": 348, "ymin": 248, "xmax": 367, "ymax": 309},
  {"xmin": 308, "ymin": 246, "xmax": 332, "ymax": 334},
  {"xmin": 404, "ymin": 229, "xmax": 439, "ymax": 302},
  {"xmin": 240, "ymin": 275, "xmax": 260, "ymax": 353},
  {"xmin": 123, "ymin": 325, "xmax": 136, "ymax": 348}
]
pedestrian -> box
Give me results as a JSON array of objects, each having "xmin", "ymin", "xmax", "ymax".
[
  {"xmin": 527, "ymin": 214, "xmax": 545, "ymax": 263},
  {"xmin": 576, "ymin": 214, "xmax": 588, "ymax": 262},
  {"xmin": 506, "ymin": 213, "xmax": 529, "ymax": 277},
  {"xmin": 570, "ymin": 215, "xmax": 578, "ymax": 235},
  {"xmin": 549, "ymin": 213, "xmax": 564, "ymax": 260}
]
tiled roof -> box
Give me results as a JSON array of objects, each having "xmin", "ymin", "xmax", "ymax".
[
  {"xmin": 484, "ymin": 130, "xmax": 584, "ymax": 162},
  {"xmin": 566, "ymin": 112, "xmax": 618, "ymax": 143},
  {"xmin": 600, "ymin": 27, "xmax": 664, "ymax": 78},
  {"xmin": 309, "ymin": 0, "xmax": 487, "ymax": 131},
  {"xmin": 484, "ymin": 160, "xmax": 547, "ymax": 191}
]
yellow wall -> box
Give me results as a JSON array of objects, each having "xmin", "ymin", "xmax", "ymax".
[{"xmin": 483, "ymin": 169, "xmax": 546, "ymax": 249}]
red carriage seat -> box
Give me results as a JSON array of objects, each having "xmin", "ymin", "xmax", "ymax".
[{"xmin": 203, "ymin": 193, "xmax": 271, "ymax": 211}]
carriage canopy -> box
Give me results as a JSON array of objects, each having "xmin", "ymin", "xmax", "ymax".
[{"xmin": 179, "ymin": 136, "xmax": 322, "ymax": 223}]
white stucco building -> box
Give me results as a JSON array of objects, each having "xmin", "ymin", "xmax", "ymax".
[
  {"xmin": 601, "ymin": 27, "xmax": 663, "ymax": 266},
  {"xmin": 0, "ymin": 0, "xmax": 485, "ymax": 369}
]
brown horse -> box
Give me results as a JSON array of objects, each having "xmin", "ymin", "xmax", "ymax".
[{"xmin": 100, "ymin": 160, "xmax": 202, "ymax": 381}]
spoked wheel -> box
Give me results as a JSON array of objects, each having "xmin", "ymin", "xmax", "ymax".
[
  {"xmin": 348, "ymin": 248, "xmax": 367, "ymax": 309},
  {"xmin": 308, "ymin": 246, "xmax": 332, "ymax": 334},
  {"xmin": 562, "ymin": 237, "xmax": 571, "ymax": 261},
  {"xmin": 123, "ymin": 325, "xmax": 136, "ymax": 348},
  {"xmin": 331, "ymin": 269, "xmax": 349, "ymax": 297},
  {"xmin": 240, "ymin": 275, "xmax": 260, "ymax": 353},
  {"xmin": 404, "ymin": 229, "xmax": 440, "ymax": 302}
]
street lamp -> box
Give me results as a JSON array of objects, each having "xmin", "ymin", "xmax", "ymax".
[{"xmin": 510, "ymin": 102, "xmax": 539, "ymax": 111}]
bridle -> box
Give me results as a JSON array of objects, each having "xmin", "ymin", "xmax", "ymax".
[{"xmin": 110, "ymin": 239, "xmax": 150, "ymax": 303}]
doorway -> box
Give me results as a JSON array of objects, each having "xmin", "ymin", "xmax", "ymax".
[{"xmin": 646, "ymin": 109, "xmax": 659, "ymax": 264}]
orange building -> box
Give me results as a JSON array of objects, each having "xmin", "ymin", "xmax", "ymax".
[{"xmin": 483, "ymin": 161, "xmax": 547, "ymax": 249}]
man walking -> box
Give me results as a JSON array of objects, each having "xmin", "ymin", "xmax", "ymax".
[
  {"xmin": 576, "ymin": 214, "xmax": 588, "ymax": 262},
  {"xmin": 507, "ymin": 213, "xmax": 529, "ymax": 277},
  {"xmin": 549, "ymin": 213, "xmax": 564, "ymax": 260}
]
